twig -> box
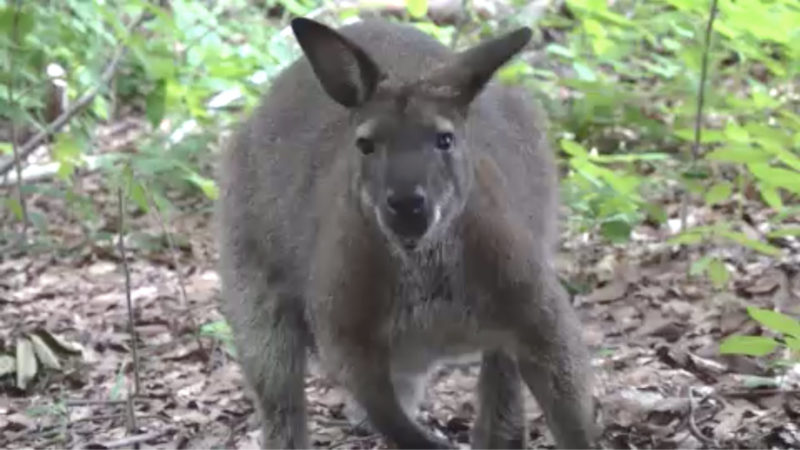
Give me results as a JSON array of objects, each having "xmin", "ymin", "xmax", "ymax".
[
  {"xmin": 143, "ymin": 185, "xmax": 189, "ymax": 308},
  {"xmin": 679, "ymin": 0, "xmax": 719, "ymax": 233},
  {"xmin": 94, "ymin": 429, "xmax": 171, "ymax": 449},
  {"xmin": 449, "ymin": 0, "xmax": 471, "ymax": 49},
  {"xmin": 65, "ymin": 399, "xmax": 130, "ymax": 407},
  {"xmin": 687, "ymin": 388, "xmax": 718, "ymax": 447},
  {"xmin": 6, "ymin": 0, "xmax": 29, "ymax": 247},
  {"xmin": 719, "ymin": 387, "xmax": 800, "ymax": 398},
  {"xmin": 0, "ymin": 13, "xmax": 149, "ymax": 178},
  {"xmin": 117, "ymin": 182, "xmax": 140, "ymax": 435}
]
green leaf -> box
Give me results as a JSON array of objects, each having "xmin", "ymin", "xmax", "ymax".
[
  {"xmin": 561, "ymin": 139, "xmax": 588, "ymax": 157},
  {"xmin": 719, "ymin": 335, "xmax": 778, "ymax": 356},
  {"xmin": 52, "ymin": 133, "xmax": 82, "ymax": 181},
  {"xmin": 406, "ymin": 0, "xmax": 428, "ymax": 18},
  {"xmin": 668, "ymin": 231, "xmax": 704, "ymax": 245},
  {"xmin": 690, "ymin": 256, "xmax": 712, "ymax": 276},
  {"xmin": 145, "ymin": 79, "xmax": 167, "ymax": 127},
  {"xmin": 705, "ymin": 146, "xmax": 770, "ymax": 164},
  {"xmin": 0, "ymin": 7, "xmax": 35, "ymax": 41},
  {"xmin": 705, "ymin": 181, "xmax": 732, "ymax": 205},
  {"xmin": 767, "ymin": 227, "xmax": 800, "ymax": 238},
  {"xmin": 600, "ymin": 219, "xmax": 631, "ymax": 243},
  {"xmin": 497, "ymin": 60, "xmax": 533, "ymax": 84},
  {"xmin": 546, "ymin": 44, "xmax": 574, "ymax": 59},
  {"xmin": 6, "ymin": 197, "xmax": 23, "ymax": 220},
  {"xmin": 758, "ymin": 183, "xmax": 783, "ymax": 210},
  {"xmin": 708, "ymin": 258, "xmax": 729, "ymax": 289},
  {"xmin": 572, "ymin": 61, "xmax": 597, "ymax": 81},
  {"xmin": 0, "ymin": 142, "xmax": 11, "ymax": 154},
  {"xmin": 786, "ymin": 336, "xmax": 800, "ymax": 351},
  {"xmin": 723, "ymin": 122, "xmax": 750, "ymax": 143},
  {"xmin": 185, "ymin": 172, "xmax": 219, "ymax": 200},
  {"xmin": 129, "ymin": 181, "xmax": 149, "ymax": 213},
  {"xmin": 748, "ymin": 163, "xmax": 800, "ymax": 193},
  {"xmin": 746, "ymin": 307, "xmax": 800, "ymax": 338},
  {"xmin": 718, "ymin": 230, "xmax": 782, "ymax": 257}
]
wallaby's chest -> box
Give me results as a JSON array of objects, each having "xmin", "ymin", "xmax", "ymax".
[{"xmin": 388, "ymin": 244, "xmax": 487, "ymax": 357}]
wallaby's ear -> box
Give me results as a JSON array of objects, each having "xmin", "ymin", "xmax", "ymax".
[
  {"xmin": 423, "ymin": 27, "xmax": 532, "ymax": 107},
  {"xmin": 291, "ymin": 18, "xmax": 383, "ymax": 108}
]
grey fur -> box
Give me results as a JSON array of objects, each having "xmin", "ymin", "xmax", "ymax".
[{"xmin": 216, "ymin": 16, "xmax": 597, "ymax": 450}]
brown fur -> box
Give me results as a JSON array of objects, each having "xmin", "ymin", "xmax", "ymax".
[{"xmin": 216, "ymin": 16, "xmax": 597, "ymax": 449}]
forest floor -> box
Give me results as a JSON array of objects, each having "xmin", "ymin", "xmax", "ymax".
[{"xmin": 1, "ymin": 153, "xmax": 800, "ymax": 449}]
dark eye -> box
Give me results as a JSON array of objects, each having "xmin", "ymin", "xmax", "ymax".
[
  {"xmin": 435, "ymin": 132, "xmax": 454, "ymax": 151},
  {"xmin": 356, "ymin": 137, "xmax": 375, "ymax": 155}
]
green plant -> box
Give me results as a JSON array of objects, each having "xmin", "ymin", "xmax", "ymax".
[{"xmin": 720, "ymin": 306, "xmax": 800, "ymax": 360}]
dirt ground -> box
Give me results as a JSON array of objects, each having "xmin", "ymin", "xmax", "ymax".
[{"xmin": 1, "ymin": 165, "xmax": 800, "ymax": 449}]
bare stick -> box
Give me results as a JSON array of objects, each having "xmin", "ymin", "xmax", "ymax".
[
  {"xmin": 143, "ymin": 186, "xmax": 189, "ymax": 308},
  {"xmin": 686, "ymin": 388, "xmax": 718, "ymax": 446},
  {"xmin": 679, "ymin": 0, "xmax": 719, "ymax": 233},
  {"xmin": 6, "ymin": 0, "xmax": 29, "ymax": 245},
  {"xmin": 96, "ymin": 429, "xmax": 171, "ymax": 449},
  {"xmin": 0, "ymin": 14, "xmax": 149, "ymax": 178},
  {"xmin": 117, "ymin": 186, "xmax": 140, "ymax": 436}
]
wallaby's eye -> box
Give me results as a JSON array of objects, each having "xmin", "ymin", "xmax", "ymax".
[
  {"xmin": 435, "ymin": 132, "xmax": 454, "ymax": 151},
  {"xmin": 356, "ymin": 137, "xmax": 375, "ymax": 155}
]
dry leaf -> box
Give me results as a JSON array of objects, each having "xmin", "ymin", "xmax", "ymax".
[
  {"xmin": 29, "ymin": 333, "xmax": 62, "ymax": 370},
  {"xmin": 15, "ymin": 337, "xmax": 37, "ymax": 390}
]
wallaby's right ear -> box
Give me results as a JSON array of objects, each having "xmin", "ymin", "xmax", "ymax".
[{"xmin": 291, "ymin": 18, "xmax": 383, "ymax": 108}]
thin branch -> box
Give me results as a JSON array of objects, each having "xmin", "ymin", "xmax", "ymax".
[
  {"xmin": 0, "ymin": 13, "xmax": 149, "ymax": 178},
  {"xmin": 117, "ymin": 184, "xmax": 141, "ymax": 395},
  {"xmin": 7, "ymin": 0, "xmax": 29, "ymax": 245},
  {"xmin": 687, "ymin": 388, "xmax": 719, "ymax": 446},
  {"xmin": 679, "ymin": 0, "xmax": 719, "ymax": 233},
  {"xmin": 96, "ymin": 429, "xmax": 172, "ymax": 449},
  {"xmin": 144, "ymin": 186, "xmax": 189, "ymax": 308}
]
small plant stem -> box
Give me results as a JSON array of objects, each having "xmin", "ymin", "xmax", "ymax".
[
  {"xmin": 679, "ymin": 0, "xmax": 719, "ymax": 233},
  {"xmin": 7, "ymin": 0, "xmax": 29, "ymax": 245}
]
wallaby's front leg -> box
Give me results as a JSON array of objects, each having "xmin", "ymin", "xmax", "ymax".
[
  {"xmin": 338, "ymin": 350, "xmax": 451, "ymax": 449},
  {"xmin": 222, "ymin": 278, "xmax": 308, "ymax": 449},
  {"xmin": 465, "ymin": 213, "xmax": 596, "ymax": 449},
  {"xmin": 472, "ymin": 350, "xmax": 526, "ymax": 449},
  {"xmin": 512, "ymin": 273, "xmax": 596, "ymax": 449}
]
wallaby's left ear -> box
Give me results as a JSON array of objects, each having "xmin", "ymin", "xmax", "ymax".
[
  {"xmin": 423, "ymin": 27, "xmax": 532, "ymax": 106},
  {"xmin": 291, "ymin": 18, "xmax": 384, "ymax": 108}
]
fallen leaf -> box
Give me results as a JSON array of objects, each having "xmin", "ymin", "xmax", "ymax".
[
  {"xmin": 29, "ymin": 333, "xmax": 62, "ymax": 370},
  {"xmin": 0, "ymin": 354, "xmax": 15, "ymax": 377},
  {"xmin": 585, "ymin": 280, "xmax": 629, "ymax": 303},
  {"xmin": 16, "ymin": 337, "xmax": 37, "ymax": 390}
]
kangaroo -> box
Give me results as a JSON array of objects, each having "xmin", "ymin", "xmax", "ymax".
[{"xmin": 216, "ymin": 16, "xmax": 597, "ymax": 449}]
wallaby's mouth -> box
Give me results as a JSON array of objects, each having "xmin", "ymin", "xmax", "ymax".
[
  {"xmin": 384, "ymin": 212, "xmax": 429, "ymax": 249},
  {"xmin": 378, "ymin": 203, "xmax": 444, "ymax": 253}
]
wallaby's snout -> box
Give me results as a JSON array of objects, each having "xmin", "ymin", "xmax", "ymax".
[{"xmin": 384, "ymin": 185, "xmax": 429, "ymax": 248}]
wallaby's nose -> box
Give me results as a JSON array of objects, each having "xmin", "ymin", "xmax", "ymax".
[{"xmin": 386, "ymin": 191, "xmax": 426, "ymax": 217}]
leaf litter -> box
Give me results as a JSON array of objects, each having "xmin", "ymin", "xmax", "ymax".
[{"xmin": 1, "ymin": 174, "xmax": 799, "ymax": 449}]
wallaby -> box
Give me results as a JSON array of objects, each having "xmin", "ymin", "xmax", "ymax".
[{"xmin": 217, "ymin": 16, "xmax": 597, "ymax": 450}]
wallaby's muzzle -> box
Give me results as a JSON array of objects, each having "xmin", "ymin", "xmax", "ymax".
[{"xmin": 382, "ymin": 187, "xmax": 431, "ymax": 249}]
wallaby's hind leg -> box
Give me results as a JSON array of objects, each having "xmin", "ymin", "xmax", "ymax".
[
  {"xmin": 472, "ymin": 350, "xmax": 526, "ymax": 449},
  {"xmin": 223, "ymin": 283, "xmax": 308, "ymax": 449},
  {"xmin": 515, "ymin": 274, "xmax": 596, "ymax": 449}
]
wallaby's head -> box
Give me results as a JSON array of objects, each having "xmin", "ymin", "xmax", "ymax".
[{"xmin": 291, "ymin": 18, "xmax": 531, "ymax": 251}]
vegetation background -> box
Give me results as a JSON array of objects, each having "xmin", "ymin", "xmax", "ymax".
[{"xmin": 0, "ymin": 0, "xmax": 798, "ymax": 448}]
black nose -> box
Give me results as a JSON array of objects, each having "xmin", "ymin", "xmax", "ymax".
[{"xmin": 386, "ymin": 192, "xmax": 426, "ymax": 217}]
